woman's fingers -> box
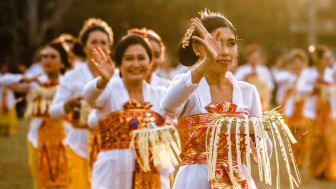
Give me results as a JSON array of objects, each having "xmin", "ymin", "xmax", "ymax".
[
  {"xmin": 91, "ymin": 59, "xmax": 99, "ymax": 67},
  {"xmin": 93, "ymin": 49, "xmax": 103, "ymax": 64},
  {"xmin": 107, "ymin": 56, "xmax": 114, "ymax": 66},
  {"xmin": 192, "ymin": 36, "xmax": 207, "ymax": 47},
  {"xmin": 195, "ymin": 18, "xmax": 207, "ymax": 33},
  {"xmin": 192, "ymin": 20, "xmax": 205, "ymax": 38},
  {"xmin": 97, "ymin": 47, "xmax": 107, "ymax": 61},
  {"xmin": 215, "ymin": 29, "xmax": 222, "ymax": 42}
]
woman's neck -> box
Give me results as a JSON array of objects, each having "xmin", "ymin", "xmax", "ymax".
[
  {"xmin": 46, "ymin": 71, "xmax": 59, "ymax": 81},
  {"xmin": 204, "ymin": 70, "xmax": 230, "ymax": 88},
  {"xmin": 145, "ymin": 72, "xmax": 152, "ymax": 84},
  {"xmin": 124, "ymin": 79, "xmax": 144, "ymax": 102},
  {"xmin": 86, "ymin": 57, "xmax": 101, "ymax": 78},
  {"xmin": 317, "ymin": 64, "xmax": 326, "ymax": 76}
]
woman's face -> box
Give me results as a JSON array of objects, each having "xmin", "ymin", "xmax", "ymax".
[
  {"xmin": 149, "ymin": 40, "xmax": 163, "ymax": 72},
  {"xmin": 84, "ymin": 30, "xmax": 111, "ymax": 60},
  {"xmin": 290, "ymin": 57, "xmax": 306, "ymax": 75},
  {"xmin": 318, "ymin": 50, "xmax": 333, "ymax": 67},
  {"xmin": 121, "ymin": 44, "xmax": 151, "ymax": 84},
  {"xmin": 197, "ymin": 27, "xmax": 238, "ymax": 74},
  {"xmin": 40, "ymin": 47, "xmax": 61, "ymax": 74},
  {"xmin": 248, "ymin": 50, "xmax": 263, "ymax": 66}
]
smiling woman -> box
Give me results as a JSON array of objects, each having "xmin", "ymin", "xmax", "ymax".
[{"xmin": 83, "ymin": 33, "xmax": 174, "ymax": 189}]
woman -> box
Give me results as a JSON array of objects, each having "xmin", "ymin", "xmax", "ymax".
[
  {"xmin": 0, "ymin": 63, "xmax": 18, "ymax": 136},
  {"xmin": 161, "ymin": 10, "xmax": 272, "ymax": 189},
  {"xmin": 1, "ymin": 41, "xmax": 72, "ymax": 189},
  {"xmin": 279, "ymin": 49, "xmax": 308, "ymax": 168},
  {"xmin": 296, "ymin": 45, "xmax": 336, "ymax": 180},
  {"xmin": 49, "ymin": 18, "xmax": 119, "ymax": 189},
  {"xmin": 234, "ymin": 44, "xmax": 274, "ymax": 111},
  {"xmin": 83, "ymin": 33, "xmax": 174, "ymax": 189},
  {"xmin": 144, "ymin": 29, "xmax": 171, "ymax": 88}
]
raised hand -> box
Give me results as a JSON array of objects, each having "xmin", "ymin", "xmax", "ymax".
[
  {"xmin": 191, "ymin": 18, "xmax": 221, "ymax": 62},
  {"xmin": 91, "ymin": 47, "xmax": 115, "ymax": 83},
  {"xmin": 64, "ymin": 96, "xmax": 83, "ymax": 113}
]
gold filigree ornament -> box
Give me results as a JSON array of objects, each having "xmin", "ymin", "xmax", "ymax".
[
  {"xmin": 205, "ymin": 106, "xmax": 301, "ymax": 189},
  {"xmin": 182, "ymin": 8, "xmax": 233, "ymax": 49}
]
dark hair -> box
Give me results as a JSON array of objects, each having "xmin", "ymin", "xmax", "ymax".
[
  {"xmin": 48, "ymin": 42, "xmax": 71, "ymax": 74},
  {"xmin": 72, "ymin": 42, "xmax": 86, "ymax": 58},
  {"xmin": 178, "ymin": 15, "xmax": 237, "ymax": 66},
  {"xmin": 114, "ymin": 34, "xmax": 152, "ymax": 67},
  {"xmin": 78, "ymin": 18, "xmax": 113, "ymax": 47},
  {"xmin": 147, "ymin": 30, "xmax": 165, "ymax": 55},
  {"xmin": 311, "ymin": 45, "xmax": 329, "ymax": 65}
]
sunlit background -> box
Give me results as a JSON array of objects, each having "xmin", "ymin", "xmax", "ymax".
[{"xmin": 1, "ymin": 0, "xmax": 336, "ymax": 188}]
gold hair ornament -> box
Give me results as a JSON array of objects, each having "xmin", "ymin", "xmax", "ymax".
[{"xmin": 182, "ymin": 8, "xmax": 230, "ymax": 49}]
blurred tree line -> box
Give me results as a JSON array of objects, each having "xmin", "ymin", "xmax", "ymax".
[{"xmin": 0, "ymin": 0, "xmax": 335, "ymax": 72}]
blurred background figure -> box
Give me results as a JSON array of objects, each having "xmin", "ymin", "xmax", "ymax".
[
  {"xmin": 0, "ymin": 62, "xmax": 18, "ymax": 136},
  {"xmin": 278, "ymin": 48, "xmax": 309, "ymax": 169},
  {"xmin": 297, "ymin": 45, "xmax": 336, "ymax": 180},
  {"xmin": 234, "ymin": 43, "xmax": 274, "ymax": 111}
]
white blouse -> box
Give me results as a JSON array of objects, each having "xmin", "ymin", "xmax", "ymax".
[
  {"xmin": 84, "ymin": 78, "xmax": 173, "ymax": 189},
  {"xmin": 234, "ymin": 64, "xmax": 275, "ymax": 91},
  {"xmin": 296, "ymin": 67, "xmax": 336, "ymax": 119},
  {"xmin": 0, "ymin": 73, "xmax": 23, "ymax": 109},
  {"xmin": 150, "ymin": 73, "xmax": 171, "ymax": 89},
  {"xmin": 161, "ymin": 70, "xmax": 272, "ymax": 189}
]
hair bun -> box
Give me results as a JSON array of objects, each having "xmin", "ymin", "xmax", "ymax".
[{"xmin": 178, "ymin": 40, "xmax": 198, "ymax": 67}]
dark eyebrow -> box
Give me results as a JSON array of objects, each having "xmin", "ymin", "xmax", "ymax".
[{"xmin": 227, "ymin": 38, "xmax": 236, "ymax": 41}]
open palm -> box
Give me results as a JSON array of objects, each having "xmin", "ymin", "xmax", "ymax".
[
  {"xmin": 191, "ymin": 18, "xmax": 221, "ymax": 61},
  {"xmin": 91, "ymin": 47, "xmax": 115, "ymax": 82}
]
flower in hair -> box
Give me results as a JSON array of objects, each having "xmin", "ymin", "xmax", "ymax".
[{"xmin": 127, "ymin": 28, "xmax": 148, "ymax": 38}]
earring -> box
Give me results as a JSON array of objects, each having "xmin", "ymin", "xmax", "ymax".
[{"xmin": 196, "ymin": 52, "xmax": 201, "ymax": 57}]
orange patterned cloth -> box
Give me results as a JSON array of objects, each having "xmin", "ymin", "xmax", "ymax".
[
  {"xmin": 98, "ymin": 98, "xmax": 164, "ymax": 189},
  {"xmin": 178, "ymin": 101, "xmax": 248, "ymax": 189},
  {"xmin": 38, "ymin": 118, "xmax": 69, "ymax": 189}
]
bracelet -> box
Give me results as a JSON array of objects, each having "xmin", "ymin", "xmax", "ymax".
[{"xmin": 194, "ymin": 66, "xmax": 203, "ymax": 77}]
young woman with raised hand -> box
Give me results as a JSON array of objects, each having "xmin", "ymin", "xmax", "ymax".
[
  {"xmin": 161, "ymin": 10, "xmax": 272, "ymax": 189},
  {"xmin": 49, "ymin": 18, "xmax": 119, "ymax": 189},
  {"xmin": 83, "ymin": 33, "xmax": 174, "ymax": 189}
]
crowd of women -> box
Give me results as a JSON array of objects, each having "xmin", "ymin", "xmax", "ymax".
[{"xmin": 0, "ymin": 8, "xmax": 335, "ymax": 189}]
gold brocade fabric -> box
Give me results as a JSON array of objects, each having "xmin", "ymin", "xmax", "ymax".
[
  {"xmin": 38, "ymin": 118, "xmax": 69, "ymax": 189},
  {"xmin": 98, "ymin": 98, "xmax": 164, "ymax": 189},
  {"xmin": 178, "ymin": 101, "xmax": 248, "ymax": 189},
  {"xmin": 87, "ymin": 129, "xmax": 101, "ymax": 181}
]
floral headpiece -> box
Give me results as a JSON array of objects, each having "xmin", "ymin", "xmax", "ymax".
[
  {"xmin": 182, "ymin": 8, "xmax": 228, "ymax": 49},
  {"xmin": 51, "ymin": 38, "xmax": 70, "ymax": 52},
  {"xmin": 127, "ymin": 28, "xmax": 148, "ymax": 38}
]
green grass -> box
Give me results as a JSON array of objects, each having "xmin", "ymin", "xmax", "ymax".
[{"xmin": 0, "ymin": 119, "xmax": 33, "ymax": 189}]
